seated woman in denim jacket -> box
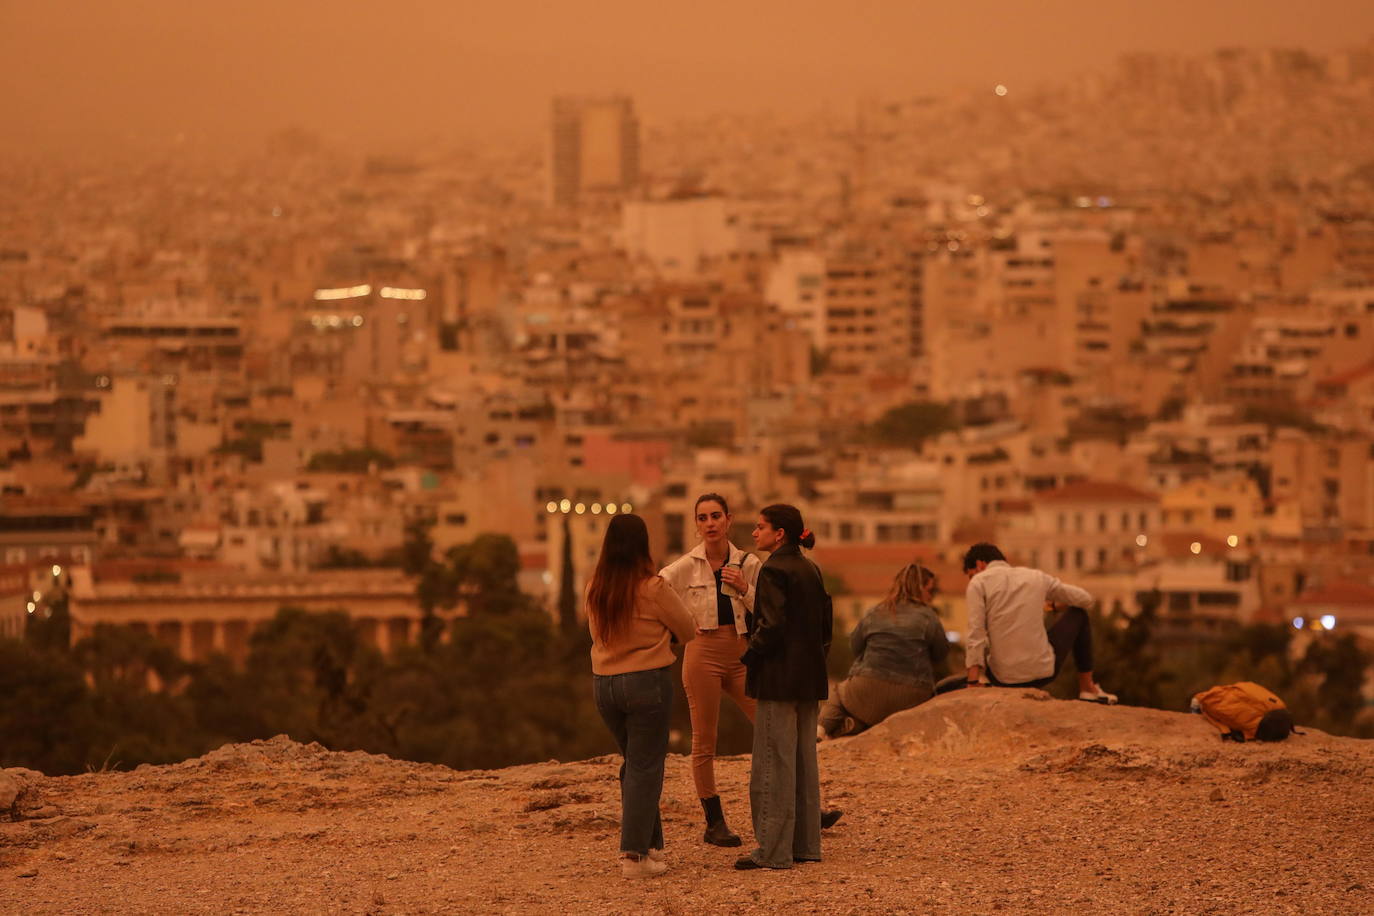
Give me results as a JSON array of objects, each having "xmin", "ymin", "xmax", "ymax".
[{"xmin": 820, "ymin": 563, "xmax": 948, "ymax": 738}]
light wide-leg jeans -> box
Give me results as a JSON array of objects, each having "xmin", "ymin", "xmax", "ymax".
[{"xmin": 747, "ymin": 698, "xmax": 821, "ymax": 868}]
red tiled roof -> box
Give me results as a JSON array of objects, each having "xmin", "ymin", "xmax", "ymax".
[
  {"xmin": 1037, "ymin": 480, "xmax": 1158, "ymax": 504},
  {"xmin": 1292, "ymin": 580, "xmax": 1374, "ymax": 607},
  {"xmin": 91, "ymin": 559, "xmax": 235, "ymax": 582},
  {"xmin": 1314, "ymin": 360, "xmax": 1374, "ymax": 390},
  {"xmin": 808, "ymin": 543, "xmax": 964, "ymax": 597}
]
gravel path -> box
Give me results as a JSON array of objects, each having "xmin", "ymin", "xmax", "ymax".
[{"xmin": 3, "ymin": 690, "xmax": 1371, "ymax": 915}]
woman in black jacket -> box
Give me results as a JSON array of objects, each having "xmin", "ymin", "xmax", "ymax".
[{"xmin": 735, "ymin": 503, "xmax": 832, "ymax": 870}]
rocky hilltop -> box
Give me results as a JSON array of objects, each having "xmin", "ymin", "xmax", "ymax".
[{"xmin": 3, "ymin": 690, "xmax": 1371, "ymax": 915}]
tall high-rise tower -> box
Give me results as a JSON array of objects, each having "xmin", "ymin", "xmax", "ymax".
[{"xmin": 550, "ymin": 95, "xmax": 640, "ymax": 208}]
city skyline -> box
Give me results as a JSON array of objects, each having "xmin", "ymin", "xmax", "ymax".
[{"xmin": 5, "ymin": 1, "xmax": 1374, "ymax": 154}]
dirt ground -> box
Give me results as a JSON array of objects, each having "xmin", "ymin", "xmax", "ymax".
[{"xmin": 3, "ymin": 689, "xmax": 1371, "ymax": 915}]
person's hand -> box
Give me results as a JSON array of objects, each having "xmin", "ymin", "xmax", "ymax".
[{"xmin": 720, "ymin": 565, "xmax": 747, "ymax": 594}]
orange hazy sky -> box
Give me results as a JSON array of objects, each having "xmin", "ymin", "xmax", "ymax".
[{"xmin": 3, "ymin": 0, "xmax": 1372, "ymax": 153}]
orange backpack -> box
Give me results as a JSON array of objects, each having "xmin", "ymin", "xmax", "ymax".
[{"xmin": 1192, "ymin": 682, "xmax": 1296, "ymax": 742}]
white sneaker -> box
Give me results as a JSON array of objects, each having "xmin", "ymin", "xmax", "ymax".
[
  {"xmin": 622, "ymin": 855, "xmax": 668, "ymax": 879},
  {"xmin": 1078, "ymin": 685, "xmax": 1118, "ymax": 705}
]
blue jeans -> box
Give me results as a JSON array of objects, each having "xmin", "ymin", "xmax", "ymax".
[
  {"xmin": 748, "ymin": 699, "xmax": 821, "ymax": 868},
  {"xmin": 593, "ymin": 665, "xmax": 672, "ymax": 855}
]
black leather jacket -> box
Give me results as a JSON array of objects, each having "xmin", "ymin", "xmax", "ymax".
[{"xmin": 740, "ymin": 543, "xmax": 832, "ymax": 702}]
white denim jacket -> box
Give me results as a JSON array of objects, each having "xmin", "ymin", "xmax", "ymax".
[{"xmin": 659, "ymin": 541, "xmax": 762, "ymax": 635}]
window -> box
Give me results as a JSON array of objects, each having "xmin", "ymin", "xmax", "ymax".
[
  {"xmin": 445, "ymin": 513, "xmax": 467, "ymax": 526},
  {"xmin": 1074, "ymin": 548, "xmax": 1084, "ymax": 569},
  {"xmin": 1098, "ymin": 513, "xmax": 1107, "ymax": 532},
  {"xmin": 665, "ymin": 514, "xmax": 685, "ymax": 554},
  {"xmin": 1097, "ymin": 548, "xmax": 1107, "ymax": 567},
  {"xmin": 1214, "ymin": 505, "xmax": 1234, "ymax": 520},
  {"xmin": 1057, "ymin": 549, "xmax": 1066, "ymax": 569}
]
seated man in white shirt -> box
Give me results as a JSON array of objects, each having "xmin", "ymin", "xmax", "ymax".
[{"xmin": 955, "ymin": 542, "xmax": 1117, "ymax": 704}]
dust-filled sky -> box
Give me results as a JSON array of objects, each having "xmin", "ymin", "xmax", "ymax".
[{"xmin": 3, "ymin": 0, "xmax": 1372, "ymax": 154}]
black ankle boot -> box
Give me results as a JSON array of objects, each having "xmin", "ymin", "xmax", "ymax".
[{"xmin": 700, "ymin": 796, "xmax": 742, "ymax": 847}]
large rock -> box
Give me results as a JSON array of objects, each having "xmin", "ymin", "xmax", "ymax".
[
  {"xmin": 1, "ymin": 767, "xmax": 46, "ymax": 817},
  {"xmin": 0, "ymin": 771, "xmax": 20, "ymax": 811}
]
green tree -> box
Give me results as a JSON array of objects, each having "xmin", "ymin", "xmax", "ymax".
[
  {"xmin": 232, "ymin": 606, "xmax": 388, "ymax": 748},
  {"xmin": 403, "ymin": 519, "xmax": 459, "ymax": 650},
  {"xmin": 74, "ymin": 623, "xmax": 186, "ymax": 691},
  {"xmin": 556, "ymin": 517, "xmax": 578, "ymax": 633},
  {"xmin": 1297, "ymin": 634, "xmax": 1370, "ymax": 735},
  {"xmin": 867, "ymin": 401, "xmax": 959, "ymax": 448},
  {"xmin": 446, "ymin": 533, "xmax": 529, "ymax": 616},
  {"xmin": 0, "ymin": 639, "xmax": 94, "ymax": 774},
  {"xmin": 25, "ymin": 592, "xmax": 71, "ymax": 654}
]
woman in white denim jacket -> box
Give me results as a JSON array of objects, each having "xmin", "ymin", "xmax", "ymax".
[{"xmin": 658, "ymin": 493, "xmax": 762, "ymax": 847}]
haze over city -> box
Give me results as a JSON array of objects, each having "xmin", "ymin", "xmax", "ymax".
[{"xmin": 6, "ymin": 0, "xmax": 1374, "ymax": 152}]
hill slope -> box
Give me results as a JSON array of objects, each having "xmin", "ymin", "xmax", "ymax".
[{"xmin": 3, "ymin": 689, "xmax": 1371, "ymax": 915}]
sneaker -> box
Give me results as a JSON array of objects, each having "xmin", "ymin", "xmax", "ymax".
[
  {"xmin": 622, "ymin": 855, "xmax": 668, "ymax": 879},
  {"xmin": 1078, "ymin": 686, "xmax": 1118, "ymax": 705},
  {"xmin": 647, "ymin": 848, "xmax": 665, "ymax": 863},
  {"xmin": 820, "ymin": 808, "xmax": 843, "ymax": 829}
]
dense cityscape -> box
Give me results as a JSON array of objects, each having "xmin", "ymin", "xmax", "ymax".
[{"xmin": 3, "ymin": 39, "xmax": 1374, "ymax": 772}]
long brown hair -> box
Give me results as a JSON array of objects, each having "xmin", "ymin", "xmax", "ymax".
[
  {"xmin": 585, "ymin": 513, "xmax": 655, "ymax": 643},
  {"xmin": 879, "ymin": 563, "xmax": 936, "ymax": 616}
]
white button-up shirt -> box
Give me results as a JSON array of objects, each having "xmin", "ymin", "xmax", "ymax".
[
  {"xmin": 964, "ymin": 560, "xmax": 1095, "ymax": 684},
  {"xmin": 659, "ymin": 541, "xmax": 761, "ymax": 634}
]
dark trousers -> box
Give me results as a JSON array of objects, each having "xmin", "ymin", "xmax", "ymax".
[
  {"xmin": 593, "ymin": 665, "xmax": 672, "ymax": 855},
  {"xmin": 936, "ymin": 606, "xmax": 1095, "ymax": 693}
]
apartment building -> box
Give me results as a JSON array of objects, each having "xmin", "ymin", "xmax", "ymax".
[
  {"xmin": 550, "ymin": 95, "xmax": 641, "ymax": 209},
  {"xmin": 1000, "ymin": 479, "xmax": 1160, "ymax": 578}
]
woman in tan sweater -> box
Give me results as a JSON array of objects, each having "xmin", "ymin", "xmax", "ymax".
[{"xmin": 587, "ymin": 513, "xmax": 696, "ymax": 879}]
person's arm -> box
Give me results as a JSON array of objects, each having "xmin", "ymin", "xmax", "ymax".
[
  {"xmin": 1044, "ymin": 573, "xmax": 1095, "ymax": 610},
  {"xmin": 849, "ymin": 614, "xmax": 869, "ymax": 661},
  {"xmin": 737, "ymin": 553, "xmax": 761, "ymax": 613},
  {"xmin": 741, "ymin": 565, "xmax": 787, "ymax": 665},
  {"xmin": 658, "ymin": 555, "xmax": 688, "ymax": 594},
  {"xmin": 818, "ymin": 564, "xmax": 833, "ymax": 656},
  {"xmin": 650, "ymin": 576, "xmax": 697, "ymax": 645},
  {"xmin": 964, "ymin": 577, "xmax": 988, "ymax": 684}
]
